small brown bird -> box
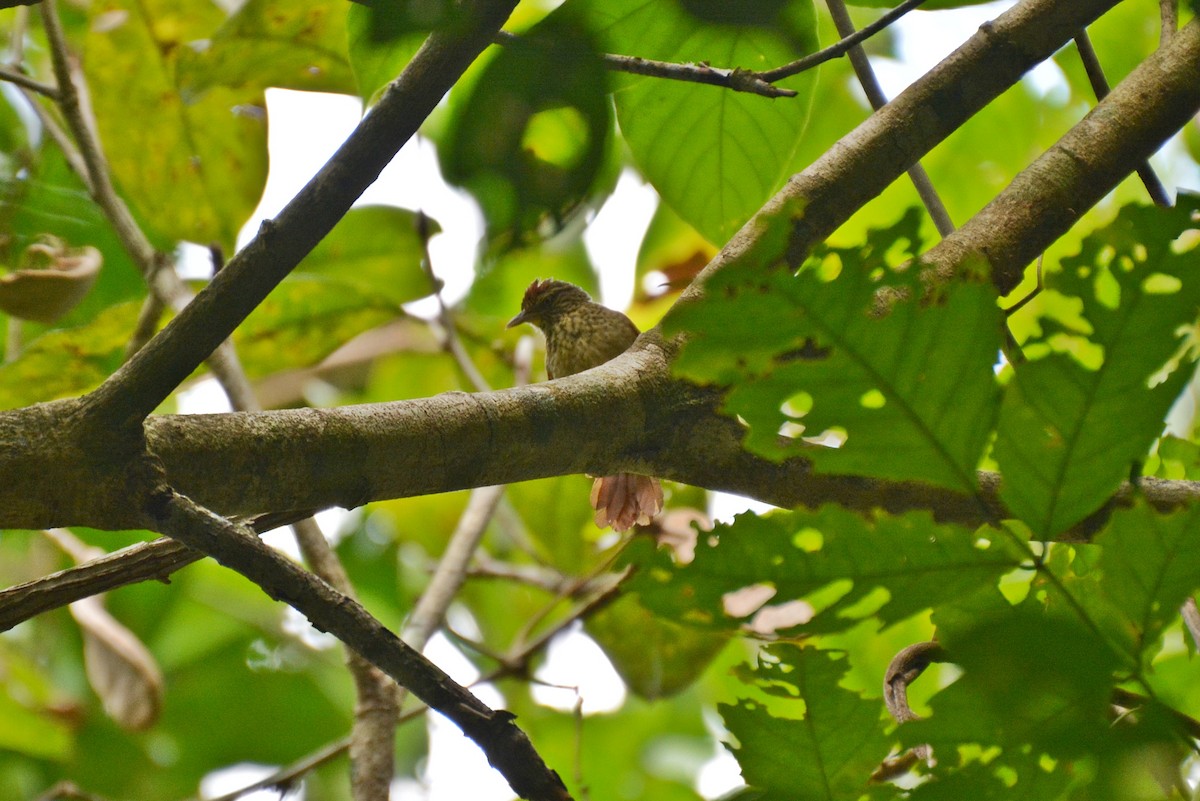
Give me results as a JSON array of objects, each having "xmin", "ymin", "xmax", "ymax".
[{"xmin": 507, "ymin": 279, "xmax": 663, "ymax": 532}]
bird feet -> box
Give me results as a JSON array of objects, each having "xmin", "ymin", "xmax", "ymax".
[{"xmin": 590, "ymin": 473, "xmax": 664, "ymax": 532}]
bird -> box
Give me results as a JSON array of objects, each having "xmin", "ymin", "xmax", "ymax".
[{"xmin": 507, "ymin": 278, "xmax": 663, "ymax": 532}]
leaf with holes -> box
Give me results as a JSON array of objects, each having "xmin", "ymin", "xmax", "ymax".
[
  {"xmin": 721, "ymin": 644, "xmax": 890, "ymax": 800},
  {"xmin": 665, "ymin": 207, "xmax": 1003, "ymax": 491},
  {"xmin": 994, "ymin": 200, "xmax": 1200, "ymax": 537},
  {"xmin": 1096, "ymin": 502, "xmax": 1200, "ymax": 668},
  {"xmin": 628, "ymin": 506, "xmax": 1020, "ymax": 635}
]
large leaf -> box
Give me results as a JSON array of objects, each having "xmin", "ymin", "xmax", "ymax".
[
  {"xmin": 630, "ymin": 507, "xmax": 1019, "ymax": 635},
  {"xmin": 234, "ymin": 205, "xmax": 433, "ymax": 376},
  {"xmin": 904, "ymin": 600, "xmax": 1184, "ymax": 796},
  {"xmin": 907, "ymin": 607, "xmax": 1119, "ymax": 758},
  {"xmin": 571, "ymin": 0, "xmax": 819, "ymax": 244},
  {"xmin": 585, "ymin": 594, "xmax": 729, "ymax": 699},
  {"xmin": 439, "ymin": 12, "xmax": 613, "ymax": 244},
  {"xmin": 994, "ymin": 200, "xmax": 1200, "ymax": 537},
  {"xmin": 666, "ymin": 207, "xmax": 1003, "ymax": 491},
  {"xmin": 83, "ymin": 0, "xmax": 268, "ymax": 249},
  {"xmin": 721, "ymin": 644, "xmax": 890, "ymax": 801},
  {"xmin": 346, "ymin": 0, "xmax": 443, "ymax": 104},
  {"xmin": 293, "ymin": 205, "xmax": 436, "ymax": 306},
  {"xmin": 178, "ymin": 0, "xmax": 355, "ymax": 96},
  {"xmin": 1096, "ymin": 502, "xmax": 1200, "ymax": 666},
  {"xmin": 0, "ymin": 301, "xmax": 139, "ymax": 409}
]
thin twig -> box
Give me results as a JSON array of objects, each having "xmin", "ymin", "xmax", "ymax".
[
  {"xmin": 0, "ymin": 64, "xmax": 59, "ymax": 98},
  {"xmin": 40, "ymin": 0, "xmax": 156, "ymax": 270},
  {"xmin": 417, "ymin": 210, "xmax": 492, "ymax": 393},
  {"xmin": 5, "ymin": 318, "xmax": 21, "ymax": 362},
  {"xmin": 38, "ymin": 0, "xmax": 260, "ymax": 407},
  {"xmin": 1073, "ymin": 31, "xmax": 1172, "ymax": 207},
  {"xmin": 293, "ymin": 517, "xmax": 398, "ymax": 801},
  {"xmin": 1159, "ymin": 0, "xmax": 1177, "ymax": 47},
  {"xmin": 403, "ymin": 486, "xmax": 507, "ymax": 650},
  {"xmin": 33, "ymin": 782, "xmax": 110, "ymax": 801},
  {"xmin": 491, "ymin": 30, "xmax": 794, "ymax": 99},
  {"xmin": 465, "ymin": 557, "xmax": 605, "ymax": 594},
  {"xmin": 824, "ymin": 0, "xmax": 955, "ymax": 237},
  {"xmin": 486, "ymin": 568, "xmax": 629, "ymax": 683},
  {"xmin": 6, "ymin": 5, "xmax": 29, "ymax": 66},
  {"xmin": 1181, "ymin": 597, "xmax": 1200, "ymax": 652},
  {"xmin": 761, "ymin": 0, "xmax": 927, "ymax": 81},
  {"xmin": 496, "ymin": 1, "xmax": 926, "ymax": 99}
]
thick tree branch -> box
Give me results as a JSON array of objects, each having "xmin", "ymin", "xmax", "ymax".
[
  {"xmin": 922, "ymin": 16, "xmax": 1200, "ymax": 295},
  {"xmin": 685, "ymin": 0, "xmax": 1124, "ymax": 294},
  {"xmin": 3, "ymin": 0, "xmax": 1198, "ymax": 541}
]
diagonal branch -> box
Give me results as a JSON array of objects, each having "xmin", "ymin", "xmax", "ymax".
[
  {"xmin": 922, "ymin": 16, "xmax": 1200, "ymax": 295},
  {"xmin": 82, "ymin": 0, "xmax": 520, "ymax": 427},
  {"xmin": 149, "ymin": 489, "xmax": 571, "ymax": 801},
  {"xmin": 823, "ymin": 0, "xmax": 954, "ymax": 237},
  {"xmin": 683, "ymin": 0, "xmax": 1126, "ymax": 295}
]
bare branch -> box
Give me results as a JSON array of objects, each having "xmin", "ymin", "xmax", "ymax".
[
  {"xmin": 686, "ymin": 0, "xmax": 1126, "ymax": 296},
  {"xmin": 0, "ymin": 64, "xmax": 58, "ymax": 98},
  {"xmin": 150, "ymin": 490, "xmax": 571, "ymax": 801},
  {"xmin": 823, "ymin": 0, "xmax": 955, "ymax": 236},
  {"xmin": 492, "ymin": 29, "xmax": 795, "ymax": 99},
  {"xmin": 83, "ymin": 0, "xmax": 522, "ymax": 427},
  {"xmin": 201, "ymin": 736, "xmax": 352, "ymax": 801},
  {"xmin": 496, "ymin": 0, "xmax": 928, "ymax": 99},
  {"xmin": 761, "ymin": 0, "xmax": 927, "ymax": 82},
  {"xmin": 1072, "ymin": 31, "xmax": 1172, "ymax": 207},
  {"xmin": 924, "ymin": 16, "xmax": 1200, "ymax": 295}
]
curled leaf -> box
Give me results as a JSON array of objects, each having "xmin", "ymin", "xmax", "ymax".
[
  {"xmin": 0, "ymin": 238, "xmax": 102, "ymax": 324},
  {"xmin": 70, "ymin": 595, "xmax": 164, "ymax": 731}
]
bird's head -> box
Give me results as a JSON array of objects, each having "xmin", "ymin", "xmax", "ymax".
[{"xmin": 506, "ymin": 279, "xmax": 592, "ymax": 331}]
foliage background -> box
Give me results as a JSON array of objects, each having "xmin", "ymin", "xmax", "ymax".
[{"xmin": 0, "ymin": 0, "xmax": 1198, "ymax": 800}]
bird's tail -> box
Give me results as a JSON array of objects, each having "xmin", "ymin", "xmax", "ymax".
[{"xmin": 590, "ymin": 473, "xmax": 663, "ymax": 532}]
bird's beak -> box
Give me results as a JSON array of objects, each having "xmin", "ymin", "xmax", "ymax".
[{"xmin": 507, "ymin": 310, "xmax": 529, "ymax": 329}]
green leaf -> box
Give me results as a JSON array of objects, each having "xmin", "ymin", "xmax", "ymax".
[
  {"xmin": 178, "ymin": 0, "xmax": 355, "ymax": 96},
  {"xmin": 905, "ymin": 606, "xmax": 1119, "ymax": 759},
  {"xmin": 906, "ymin": 752, "xmax": 1071, "ymax": 801},
  {"xmin": 0, "ymin": 643, "xmax": 74, "ymax": 761},
  {"xmin": 295, "ymin": 205, "xmax": 436, "ymax": 306},
  {"xmin": 630, "ymin": 507, "xmax": 1020, "ymax": 634},
  {"xmin": 1096, "ymin": 502, "xmax": 1200, "ymax": 666},
  {"xmin": 0, "ymin": 693, "xmax": 73, "ymax": 761},
  {"xmin": 586, "ymin": 594, "xmax": 729, "ymax": 699},
  {"xmin": 439, "ymin": 12, "xmax": 613, "ymax": 244},
  {"xmin": 83, "ymin": 0, "xmax": 268, "ymax": 249},
  {"xmin": 994, "ymin": 200, "xmax": 1200, "ymax": 537},
  {"xmin": 346, "ymin": 0, "xmax": 442, "ymax": 104},
  {"xmin": 235, "ymin": 276, "xmax": 398, "ymax": 378},
  {"xmin": 721, "ymin": 644, "xmax": 890, "ymax": 801},
  {"xmin": 231, "ymin": 205, "xmax": 432, "ymax": 377},
  {"xmin": 666, "ymin": 207, "xmax": 1003, "ymax": 491},
  {"xmin": 572, "ymin": 0, "xmax": 819, "ymax": 244},
  {"xmin": 0, "ymin": 301, "xmax": 138, "ymax": 409}
]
